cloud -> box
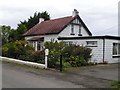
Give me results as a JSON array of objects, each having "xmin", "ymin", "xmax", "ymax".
[{"xmin": 0, "ymin": 0, "xmax": 119, "ymax": 35}]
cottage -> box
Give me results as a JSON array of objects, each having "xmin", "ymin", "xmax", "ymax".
[{"xmin": 24, "ymin": 9, "xmax": 120, "ymax": 63}]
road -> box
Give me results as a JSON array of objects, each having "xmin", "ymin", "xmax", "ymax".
[
  {"xmin": 2, "ymin": 62, "xmax": 118, "ymax": 88},
  {"xmin": 2, "ymin": 62, "xmax": 83, "ymax": 88}
]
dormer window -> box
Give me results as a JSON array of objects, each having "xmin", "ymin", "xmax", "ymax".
[{"xmin": 70, "ymin": 24, "xmax": 75, "ymax": 35}]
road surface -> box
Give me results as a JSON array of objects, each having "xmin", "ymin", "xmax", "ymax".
[
  {"xmin": 2, "ymin": 62, "xmax": 118, "ymax": 88},
  {"xmin": 2, "ymin": 62, "xmax": 83, "ymax": 88}
]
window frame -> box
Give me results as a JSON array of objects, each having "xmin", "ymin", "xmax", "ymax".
[
  {"xmin": 70, "ymin": 24, "xmax": 75, "ymax": 35},
  {"xmin": 112, "ymin": 43, "xmax": 120, "ymax": 56},
  {"xmin": 86, "ymin": 41, "xmax": 97, "ymax": 47},
  {"xmin": 78, "ymin": 25, "xmax": 82, "ymax": 36}
]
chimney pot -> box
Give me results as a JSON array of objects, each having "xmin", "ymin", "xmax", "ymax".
[
  {"xmin": 39, "ymin": 18, "xmax": 44, "ymax": 23},
  {"xmin": 72, "ymin": 9, "xmax": 79, "ymax": 17}
]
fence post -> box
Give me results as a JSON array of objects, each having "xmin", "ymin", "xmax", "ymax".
[
  {"xmin": 45, "ymin": 49, "xmax": 49, "ymax": 68},
  {"xmin": 60, "ymin": 54, "xmax": 62, "ymax": 72}
]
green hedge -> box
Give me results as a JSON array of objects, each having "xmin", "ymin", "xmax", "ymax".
[
  {"xmin": 44, "ymin": 41, "xmax": 92, "ymax": 67},
  {"xmin": 1, "ymin": 40, "xmax": 45, "ymax": 64},
  {"xmin": 2, "ymin": 40, "xmax": 92, "ymax": 67}
]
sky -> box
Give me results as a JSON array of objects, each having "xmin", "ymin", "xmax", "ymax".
[{"xmin": 0, "ymin": 0, "xmax": 119, "ymax": 36}]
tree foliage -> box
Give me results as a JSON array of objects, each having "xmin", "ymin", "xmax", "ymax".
[
  {"xmin": 19, "ymin": 11, "xmax": 50, "ymax": 30},
  {"xmin": 15, "ymin": 24, "xmax": 27, "ymax": 40},
  {"xmin": 0, "ymin": 25, "xmax": 16, "ymax": 45},
  {"xmin": 0, "ymin": 11, "xmax": 50, "ymax": 44}
]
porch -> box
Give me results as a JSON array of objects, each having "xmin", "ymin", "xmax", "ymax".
[{"xmin": 28, "ymin": 37, "xmax": 44, "ymax": 51}]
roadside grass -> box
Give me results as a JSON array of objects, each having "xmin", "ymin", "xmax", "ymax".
[{"xmin": 111, "ymin": 81, "xmax": 120, "ymax": 89}]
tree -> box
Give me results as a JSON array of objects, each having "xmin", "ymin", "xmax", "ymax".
[
  {"xmin": 19, "ymin": 11, "xmax": 50, "ymax": 30},
  {"xmin": 0, "ymin": 25, "xmax": 15, "ymax": 45},
  {"xmin": 0, "ymin": 11, "xmax": 50, "ymax": 44},
  {"xmin": 15, "ymin": 24, "xmax": 27, "ymax": 40}
]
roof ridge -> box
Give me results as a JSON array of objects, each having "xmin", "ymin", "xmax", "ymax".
[{"xmin": 43, "ymin": 16, "xmax": 73, "ymax": 23}]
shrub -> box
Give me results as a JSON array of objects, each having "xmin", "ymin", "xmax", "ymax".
[
  {"xmin": 62, "ymin": 44, "xmax": 92, "ymax": 65},
  {"xmin": 111, "ymin": 81, "xmax": 120, "ymax": 88},
  {"xmin": 31, "ymin": 50, "xmax": 45, "ymax": 64},
  {"xmin": 45, "ymin": 41, "xmax": 66, "ymax": 68},
  {"xmin": 2, "ymin": 40, "xmax": 45, "ymax": 64},
  {"xmin": 2, "ymin": 40, "xmax": 34, "ymax": 59},
  {"xmin": 44, "ymin": 41, "xmax": 92, "ymax": 67}
]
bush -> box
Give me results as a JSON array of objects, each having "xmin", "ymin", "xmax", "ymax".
[
  {"xmin": 1, "ymin": 40, "xmax": 46, "ymax": 64},
  {"xmin": 2, "ymin": 40, "xmax": 92, "ymax": 68},
  {"xmin": 111, "ymin": 81, "xmax": 120, "ymax": 88},
  {"xmin": 44, "ymin": 41, "xmax": 92, "ymax": 67},
  {"xmin": 45, "ymin": 41, "xmax": 66, "ymax": 68},
  {"xmin": 2, "ymin": 40, "xmax": 34, "ymax": 59},
  {"xmin": 31, "ymin": 50, "xmax": 45, "ymax": 64},
  {"xmin": 62, "ymin": 44, "xmax": 92, "ymax": 66}
]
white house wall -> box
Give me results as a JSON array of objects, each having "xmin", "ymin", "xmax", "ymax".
[
  {"xmin": 85, "ymin": 39, "xmax": 104, "ymax": 63},
  {"xmin": 104, "ymin": 39, "xmax": 119, "ymax": 63},
  {"xmin": 60, "ymin": 39, "xmax": 104, "ymax": 63},
  {"xmin": 25, "ymin": 34, "xmax": 58, "ymax": 42},
  {"xmin": 58, "ymin": 18, "xmax": 90, "ymax": 37},
  {"xmin": 60, "ymin": 38, "xmax": 119, "ymax": 63}
]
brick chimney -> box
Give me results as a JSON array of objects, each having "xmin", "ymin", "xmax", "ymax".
[{"xmin": 72, "ymin": 9, "xmax": 79, "ymax": 17}]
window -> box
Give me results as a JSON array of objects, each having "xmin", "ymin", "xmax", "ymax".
[
  {"xmin": 77, "ymin": 19, "xmax": 79, "ymax": 24},
  {"xmin": 113, "ymin": 43, "xmax": 120, "ymax": 56},
  {"xmin": 86, "ymin": 41, "xmax": 97, "ymax": 47},
  {"xmin": 32, "ymin": 41, "xmax": 36, "ymax": 48},
  {"xmin": 70, "ymin": 24, "xmax": 75, "ymax": 35},
  {"xmin": 37, "ymin": 41, "xmax": 41, "ymax": 50},
  {"xmin": 64, "ymin": 41, "xmax": 73, "ymax": 45},
  {"xmin": 78, "ymin": 25, "xmax": 82, "ymax": 36}
]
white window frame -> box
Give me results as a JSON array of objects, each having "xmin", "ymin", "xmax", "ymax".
[
  {"xmin": 32, "ymin": 41, "xmax": 36, "ymax": 48},
  {"xmin": 86, "ymin": 41, "xmax": 97, "ymax": 47},
  {"xmin": 64, "ymin": 41, "xmax": 73, "ymax": 45},
  {"xmin": 113, "ymin": 43, "xmax": 120, "ymax": 56}
]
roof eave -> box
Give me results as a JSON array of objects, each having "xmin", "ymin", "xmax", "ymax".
[
  {"xmin": 23, "ymin": 33, "xmax": 59, "ymax": 37},
  {"xmin": 58, "ymin": 36, "xmax": 120, "ymax": 40}
]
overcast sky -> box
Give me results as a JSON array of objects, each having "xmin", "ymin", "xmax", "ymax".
[{"xmin": 0, "ymin": 0, "xmax": 119, "ymax": 36}]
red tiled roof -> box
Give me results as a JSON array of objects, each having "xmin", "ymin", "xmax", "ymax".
[{"xmin": 24, "ymin": 16, "xmax": 75, "ymax": 36}]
